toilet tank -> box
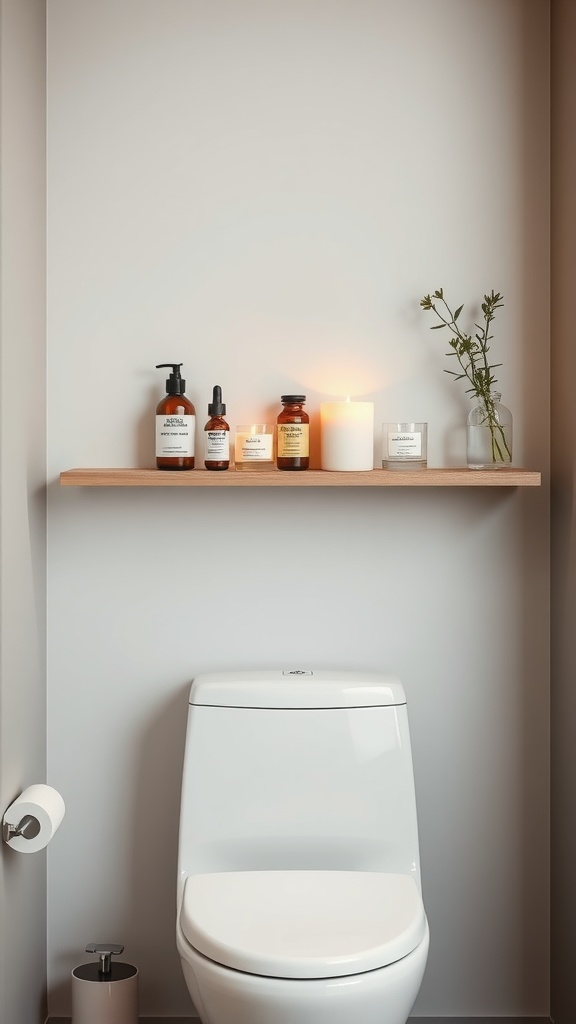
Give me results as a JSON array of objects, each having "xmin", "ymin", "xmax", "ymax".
[{"xmin": 177, "ymin": 671, "xmax": 422, "ymax": 895}]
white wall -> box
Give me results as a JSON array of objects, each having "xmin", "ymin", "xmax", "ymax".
[
  {"xmin": 47, "ymin": 0, "xmax": 550, "ymax": 1017},
  {"xmin": 0, "ymin": 2, "xmax": 47, "ymax": 1023}
]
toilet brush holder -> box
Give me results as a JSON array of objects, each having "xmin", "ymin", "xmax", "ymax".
[{"xmin": 71, "ymin": 943, "xmax": 138, "ymax": 1024}]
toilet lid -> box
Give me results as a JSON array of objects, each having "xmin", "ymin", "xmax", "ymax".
[{"xmin": 180, "ymin": 870, "xmax": 426, "ymax": 979}]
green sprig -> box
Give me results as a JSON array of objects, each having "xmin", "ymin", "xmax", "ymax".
[{"xmin": 420, "ymin": 287, "xmax": 510, "ymax": 462}]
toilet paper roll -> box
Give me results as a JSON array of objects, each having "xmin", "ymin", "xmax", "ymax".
[{"xmin": 3, "ymin": 784, "xmax": 65, "ymax": 853}]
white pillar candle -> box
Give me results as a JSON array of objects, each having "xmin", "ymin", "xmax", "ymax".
[{"xmin": 320, "ymin": 399, "xmax": 375, "ymax": 471}]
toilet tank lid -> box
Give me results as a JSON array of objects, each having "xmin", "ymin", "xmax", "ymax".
[{"xmin": 189, "ymin": 671, "xmax": 406, "ymax": 709}]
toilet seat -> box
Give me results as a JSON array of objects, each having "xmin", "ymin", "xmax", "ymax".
[{"xmin": 180, "ymin": 870, "xmax": 426, "ymax": 980}]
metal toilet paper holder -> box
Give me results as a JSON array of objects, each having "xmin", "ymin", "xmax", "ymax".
[
  {"xmin": 2, "ymin": 784, "xmax": 65, "ymax": 852},
  {"xmin": 2, "ymin": 814, "xmax": 41, "ymax": 844}
]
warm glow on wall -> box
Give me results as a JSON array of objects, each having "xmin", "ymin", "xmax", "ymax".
[
  {"xmin": 295, "ymin": 352, "xmax": 385, "ymax": 397},
  {"xmin": 269, "ymin": 323, "xmax": 388, "ymax": 396}
]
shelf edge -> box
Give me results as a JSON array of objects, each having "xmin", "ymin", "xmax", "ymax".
[{"xmin": 59, "ymin": 467, "xmax": 542, "ymax": 488}]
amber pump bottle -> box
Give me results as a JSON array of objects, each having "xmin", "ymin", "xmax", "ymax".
[
  {"xmin": 204, "ymin": 385, "xmax": 230, "ymax": 470},
  {"xmin": 155, "ymin": 363, "xmax": 196, "ymax": 470},
  {"xmin": 276, "ymin": 395, "xmax": 309, "ymax": 470}
]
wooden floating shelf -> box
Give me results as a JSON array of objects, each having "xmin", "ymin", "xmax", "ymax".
[{"xmin": 60, "ymin": 467, "xmax": 541, "ymax": 488}]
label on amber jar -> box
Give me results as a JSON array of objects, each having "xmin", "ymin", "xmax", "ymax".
[
  {"xmin": 156, "ymin": 415, "xmax": 195, "ymax": 457},
  {"xmin": 277, "ymin": 423, "xmax": 309, "ymax": 458}
]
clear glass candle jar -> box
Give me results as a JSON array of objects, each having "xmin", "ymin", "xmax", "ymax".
[{"xmin": 234, "ymin": 425, "xmax": 275, "ymax": 471}]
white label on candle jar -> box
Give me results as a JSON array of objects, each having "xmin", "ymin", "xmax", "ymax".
[
  {"xmin": 388, "ymin": 431, "xmax": 422, "ymax": 458},
  {"xmin": 156, "ymin": 415, "xmax": 195, "ymax": 457},
  {"xmin": 235, "ymin": 433, "xmax": 274, "ymax": 462}
]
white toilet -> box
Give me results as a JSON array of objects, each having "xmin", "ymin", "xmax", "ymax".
[{"xmin": 176, "ymin": 670, "xmax": 429, "ymax": 1024}]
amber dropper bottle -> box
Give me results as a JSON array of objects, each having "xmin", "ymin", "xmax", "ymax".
[
  {"xmin": 204, "ymin": 385, "xmax": 230, "ymax": 470},
  {"xmin": 155, "ymin": 363, "xmax": 195, "ymax": 470}
]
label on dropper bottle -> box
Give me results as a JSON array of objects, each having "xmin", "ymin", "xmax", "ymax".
[{"xmin": 205, "ymin": 430, "xmax": 229, "ymax": 460}]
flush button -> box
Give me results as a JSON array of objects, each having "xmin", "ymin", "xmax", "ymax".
[{"xmin": 282, "ymin": 669, "xmax": 313, "ymax": 676}]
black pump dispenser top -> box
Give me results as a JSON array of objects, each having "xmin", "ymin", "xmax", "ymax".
[
  {"xmin": 208, "ymin": 385, "xmax": 226, "ymax": 416},
  {"xmin": 156, "ymin": 363, "xmax": 186, "ymax": 395}
]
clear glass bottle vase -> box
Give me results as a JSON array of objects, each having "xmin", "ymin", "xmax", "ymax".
[{"xmin": 466, "ymin": 392, "xmax": 513, "ymax": 469}]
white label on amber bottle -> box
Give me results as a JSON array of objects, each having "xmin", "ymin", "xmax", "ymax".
[
  {"xmin": 388, "ymin": 431, "xmax": 421, "ymax": 458},
  {"xmin": 156, "ymin": 415, "xmax": 195, "ymax": 457},
  {"xmin": 277, "ymin": 423, "xmax": 309, "ymax": 458},
  {"xmin": 205, "ymin": 430, "xmax": 229, "ymax": 460}
]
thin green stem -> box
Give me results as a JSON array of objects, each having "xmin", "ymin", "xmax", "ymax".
[
  {"xmin": 428, "ymin": 299, "xmax": 480, "ymax": 393},
  {"xmin": 482, "ymin": 397, "xmax": 512, "ymax": 462}
]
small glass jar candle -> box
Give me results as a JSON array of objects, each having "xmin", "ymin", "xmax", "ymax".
[
  {"xmin": 382, "ymin": 422, "xmax": 427, "ymax": 470},
  {"xmin": 234, "ymin": 425, "xmax": 275, "ymax": 471}
]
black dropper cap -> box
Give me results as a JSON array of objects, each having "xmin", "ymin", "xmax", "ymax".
[
  {"xmin": 156, "ymin": 363, "xmax": 186, "ymax": 395},
  {"xmin": 208, "ymin": 385, "xmax": 226, "ymax": 416}
]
